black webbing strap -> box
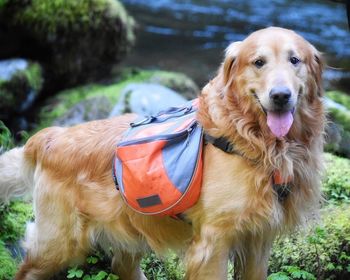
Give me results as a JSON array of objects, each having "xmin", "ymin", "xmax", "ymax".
[
  {"xmin": 204, "ymin": 133, "xmax": 237, "ymax": 154},
  {"xmin": 204, "ymin": 132, "xmax": 291, "ymax": 202}
]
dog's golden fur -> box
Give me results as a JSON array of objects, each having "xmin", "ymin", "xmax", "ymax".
[{"xmin": 0, "ymin": 27, "xmax": 325, "ymax": 280}]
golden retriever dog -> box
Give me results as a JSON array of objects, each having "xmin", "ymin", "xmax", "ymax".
[{"xmin": 0, "ymin": 27, "xmax": 325, "ymax": 280}]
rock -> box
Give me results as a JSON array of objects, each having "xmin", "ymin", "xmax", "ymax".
[
  {"xmin": 0, "ymin": 0, "xmax": 135, "ymax": 93},
  {"xmin": 35, "ymin": 70, "xmax": 197, "ymax": 130},
  {"xmin": 0, "ymin": 59, "xmax": 43, "ymax": 120},
  {"xmin": 324, "ymin": 92, "xmax": 350, "ymax": 158},
  {"xmin": 53, "ymin": 96, "xmax": 113, "ymax": 127},
  {"xmin": 324, "ymin": 69, "xmax": 350, "ymax": 93},
  {"xmin": 109, "ymin": 83, "xmax": 187, "ymax": 117},
  {"xmin": 149, "ymin": 71, "xmax": 199, "ymax": 100},
  {"xmin": 0, "ymin": 59, "xmax": 28, "ymax": 80}
]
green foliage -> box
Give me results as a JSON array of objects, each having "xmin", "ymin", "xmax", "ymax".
[
  {"xmin": 0, "ymin": 241, "xmax": 17, "ymax": 280},
  {"xmin": 0, "ymin": 201, "xmax": 31, "ymax": 279},
  {"xmin": 0, "ymin": 121, "xmax": 14, "ymax": 152},
  {"xmin": 270, "ymin": 205, "xmax": 350, "ymax": 279},
  {"xmin": 67, "ymin": 267, "xmax": 84, "ymax": 279},
  {"xmin": 326, "ymin": 91, "xmax": 350, "ymax": 110},
  {"xmin": 268, "ymin": 266, "xmax": 316, "ymax": 280},
  {"xmin": 0, "ymin": 0, "xmax": 7, "ymax": 9},
  {"xmin": 65, "ymin": 252, "xmax": 119, "ymax": 280},
  {"xmin": 141, "ymin": 252, "xmax": 184, "ymax": 280},
  {"xmin": 23, "ymin": 63, "xmax": 43, "ymax": 92},
  {"xmin": 322, "ymin": 153, "xmax": 350, "ymax": 203},
  {"xmin": 0, "ymin": 201, "xmax": 34, "ymax": 243}
]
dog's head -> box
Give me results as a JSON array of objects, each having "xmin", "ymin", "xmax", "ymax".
[{"xmin": 221, "ymin": 27, "xmax": 323, "ymax": 138}]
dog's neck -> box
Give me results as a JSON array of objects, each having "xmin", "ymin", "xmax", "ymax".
[{"xmin": 197, "ymin": 81, "xmax": 325, "ymax": 182}]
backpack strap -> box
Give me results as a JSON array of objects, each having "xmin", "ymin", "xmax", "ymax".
[
  {"xmin": 204, "ymin": 132, "xmax": 292, "ymax": 202},
  {"xmin": 204, "ymin": 133, "xmax": 237, "ymax": 155}
]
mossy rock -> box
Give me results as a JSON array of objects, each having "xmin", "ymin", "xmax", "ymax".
[
  {"xmin": 53, "ymin": 96, "xmax": 114, "ymax": 127},
  {"xmin": 35, "ymin": 70, "xmax": 198, "ymax": 130},
  {"xmin": 325, "ymin": 91, "xmax": 350, "ymax": 132},
  {"xmin": 0, "ymin": 59, "xmax": 43, "ymax": 120},
  {"xmin": 0, "ymin": 0, "xmax": 135, "ymax": 92},
  {"xmin": 324, "ymin": 91, "xmax": 350, "ymax": 158},
  {"xmin": 269, "ymin": 204, "xmax": 350, "ymax": 279},
  {"xmin": 148, "ymin": 71, "xmax": 199, "ymax": 99}
]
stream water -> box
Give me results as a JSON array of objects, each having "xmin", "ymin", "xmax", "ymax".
[{"xmin": 120, "ymin": 0, "xmax": 350, "ymax": 89}]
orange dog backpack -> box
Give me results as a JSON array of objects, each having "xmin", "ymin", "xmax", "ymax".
[{"xmin": 113, "ymin": 99, "xmax": 203, "ymax": 217}]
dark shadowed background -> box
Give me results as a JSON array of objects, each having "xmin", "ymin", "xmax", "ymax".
[{"xmin": 120, "ymin": 0, "xmax": 350, "ymax": 90}]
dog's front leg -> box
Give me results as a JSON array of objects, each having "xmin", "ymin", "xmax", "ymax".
[
  {"xmin": 184, "ymin": 225, "xmax": 230, "ymax": 280},
  {"xmin": 235, "ymin": 234, "xmax": 274, "ymax": 280},
  {"xmin": 111, "ymin": 251, "xmax": 147, "ymax": 280}
]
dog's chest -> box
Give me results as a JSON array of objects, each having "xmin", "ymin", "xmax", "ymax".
[{"xmin": 195, "ymin": 144, "xmax": 286, "ymax": 229}]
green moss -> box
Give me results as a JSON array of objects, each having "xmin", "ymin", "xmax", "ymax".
[
  {"xmin": 1, "ymin": 0, "xmax": 135, "ymax": 91},
  {"xmin": 326, "ymin": 91, "xmax": 350, "ymax": 111},
  {"xmin": 23, "ymin": 63, "xmax": 43, "ymax": 92},
  {"xmin": 13, "ymin": 0, "xmax": 133, "ymax": 37},
  {"xmin": 0, "ymin": 241, "xmax": 17, "ymax": 280},
  {"xmin": 0, "ymin": 0, "xmax": 7, "ymax": 9},
  {"xmin": 322, "ymin": 153, "xmax": 350, "ymax": 203},
  {"xmin": 270, "ymin": 204, "xmax": 350, "ymax": 279},
  {"xmin": 148, "ymin": 71, "xmax": 199, "ymax": 99},
  {"xmin": 16, "ymin": 0, "xmax": 136, "ymax": 45},
  {"xmin": 35, "ymin": 69, "xmax": 185, "ymax": 131},
  {"xmin": 0, "ymin": 201, "xmax": 34, "ymax": 243}
]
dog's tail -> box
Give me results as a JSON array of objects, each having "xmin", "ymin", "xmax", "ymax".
[{"xmin": 0, "ymin": 147, "xmax": 34, "ymax": 204}]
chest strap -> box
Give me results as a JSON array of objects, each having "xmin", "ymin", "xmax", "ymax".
[{"xmin": 204, "ymin": 133, "xmax": 292, "ymax": 202}]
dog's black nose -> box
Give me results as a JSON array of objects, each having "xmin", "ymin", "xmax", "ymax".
[{"xmin": 269, "ymin": 86, "xmax": 291, "ymax": 108}]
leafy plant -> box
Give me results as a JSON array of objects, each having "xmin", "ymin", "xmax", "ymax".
[
  {"xmin": 323, "ymin": 153, "xmax": 350, "ymax": 203},
  {"xmin": 65, "ymin": 253, "xmax": 119, "ymax": 280},
  {"xmin": 268, "ymin": 266, "xmax": 316, "ymax": 280},
  {"xmin": 0, "ymin": 121, "xmax": 14, "ymax": 153},
  {"xmin": 141, "ymin": 252, "xmax": 184, "ymax": 280},
  {"xmin": 270, "ymin": 204, "xmax": 350, "ymax": 279},
  {"xmin": 0, "ymin": 201, "xmax": 33, "ymax": 243}
]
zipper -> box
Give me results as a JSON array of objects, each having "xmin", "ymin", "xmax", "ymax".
[
  {"xmin": 130, "ymin": 106, "xmax": 195, "ymax": 128},
  {"xmin": 118, "ymin": 120, "xmax": 198, "ymax": 147}
]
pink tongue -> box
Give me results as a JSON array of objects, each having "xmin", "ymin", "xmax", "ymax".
[{"xmin": 267, "ymin": 111, "xmax": 294, "ymax": 138}]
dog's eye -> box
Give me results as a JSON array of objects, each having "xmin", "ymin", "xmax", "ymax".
[
  {"xmin": 254, "ymin": 59, "xmax": 265, "ymax": 68},
  {"xmin": 290, "ymin": 56, "xmax": 300, "ymax": 65}
]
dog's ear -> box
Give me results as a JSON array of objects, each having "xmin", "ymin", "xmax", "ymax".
[
  {"xmin": 222, "ymin": 41, "xmax": 242, "ymax": 85},
  {"xmin": 307, "ymin": 44, "xmax": 324, "ymax": 98}
]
